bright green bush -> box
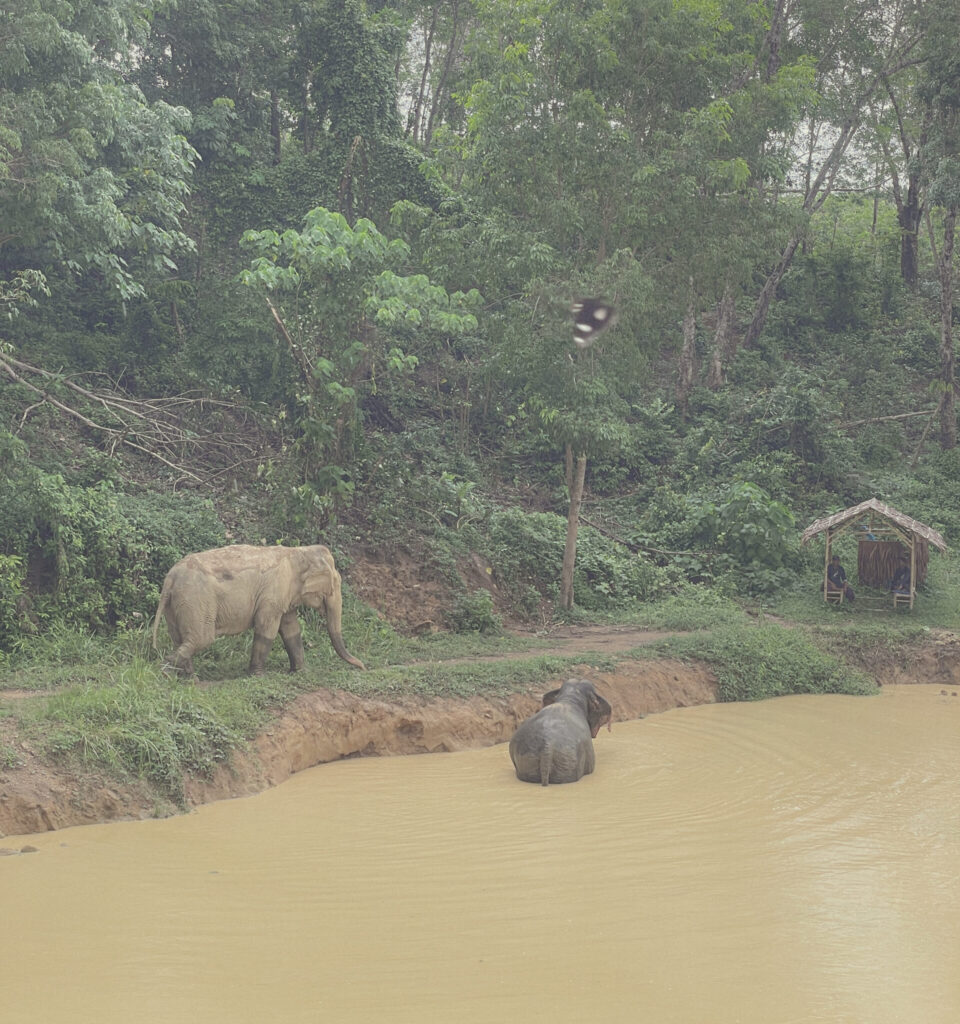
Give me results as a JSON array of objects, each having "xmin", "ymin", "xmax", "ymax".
[{"xmin": 663, "ymin": 622, "xmax": 876, "ymax": 701}]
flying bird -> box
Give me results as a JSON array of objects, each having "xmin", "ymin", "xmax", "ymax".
[{"xmin": 571, "ymin": 299, "xmax": 617, "ymax": 348}]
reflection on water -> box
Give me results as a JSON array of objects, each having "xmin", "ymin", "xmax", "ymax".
[{"xmin": 2, "ymin": 685, "xmax": 959, "ymax": 1023}]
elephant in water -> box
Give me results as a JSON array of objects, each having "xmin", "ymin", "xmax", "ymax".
[
  {"xmin": 509, "ymin": 679, "xmax": 612, "ymax": 786},
  {"xmin": 152, "ymin": 544, "xmax": 365, "ymax": 678}
]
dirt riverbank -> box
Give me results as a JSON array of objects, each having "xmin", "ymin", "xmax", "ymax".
[{"xmin": 3, "ymin": 623, "xmax": 960, "ymax": 840}]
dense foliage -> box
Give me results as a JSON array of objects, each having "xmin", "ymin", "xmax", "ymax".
[{"xmin": 1, "ymin": 0, "xmax": 958, "ymax": 649}]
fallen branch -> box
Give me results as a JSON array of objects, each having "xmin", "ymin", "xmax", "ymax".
[
  {"xmin": 841, "ymin": 409, "xmax": 937, "ymax": 428},
  {"xmin": 265, "ymin": 297, "xmax": 313, "ymax": 381},
  {"xmin": 1, "ymin": 354, "xmax": 270, "ymax": 484},
  {"xmin": 1, "ymin": 354, "xmax": 205, "ymax": 482}
]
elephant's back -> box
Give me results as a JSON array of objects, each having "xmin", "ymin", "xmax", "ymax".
[{"xmin": 510, "ymin": 704, "xmax": 588, "ymax": 753}]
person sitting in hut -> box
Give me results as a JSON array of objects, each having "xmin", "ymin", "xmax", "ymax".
[
  {"xmin": 890, "ymin": 558, "xmax": 911, "ymax": 596},
  {"xmin": 827, "ymin": 555, "xmax": 855, "ymax": 602}
]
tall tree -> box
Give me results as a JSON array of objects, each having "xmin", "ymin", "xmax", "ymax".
[
  {"xmin": 0, "ymin": 0, "xmax": 198, "ymax": 304},
  {"xmin": 240, "ymin": 206, "xmax": 480, "ymax": 516},
  {"xmin": 918, "ymin": 0, "xmax": 960, "ymax": 449},
  {"xmin": 733, "ymin": 0, "xmax": 925, "ymax": 361}
]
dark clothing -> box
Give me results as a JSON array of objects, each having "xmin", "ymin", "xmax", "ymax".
[
  {"xmin": 827, "ymin": 560, "xmax": 855, "ymax": 601},
  {"xmin": 827, "ymin": 562, "xmax": 847, "ymax": 589},
  {"xmin": 890, "ymin": 566, "xmax": 911, "ymax": 594}
]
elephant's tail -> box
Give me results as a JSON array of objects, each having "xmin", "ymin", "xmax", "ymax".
[
  {"xmin": 152, "ymin": 577, "xmax": 171, "ymax": 651},
  {"xmin": 539, "ymin": 749, "xmax": 553, "ymax": 787}
]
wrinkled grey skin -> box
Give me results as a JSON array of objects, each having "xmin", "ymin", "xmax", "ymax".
[
  {"xmin": 152, "ymin": 544, "xmax": 365, "ymax": 678},
  {"xmin": 509, "ymin": 679, "xmax": 613, "ymax": 786}
]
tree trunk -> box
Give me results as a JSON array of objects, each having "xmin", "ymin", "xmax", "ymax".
[
  {"xmin": 425, "ymin": 0, "xmax": 461, "ymax": 145},
  {"xmin": 899, "ymin": 172, "xmax": 922, "ymax": 289},
  {"xmin": 706, "ymin": 283, "xmax": 737, "ymax": 388},
  {"xmin": 939, "ymin": 206, "xmax": 957, "ymax": 450},
  {"xmin": 741, "ymin": 234, "xmax": 802, "ymax": 351},
  {"xmin": 270, "ymin": 90, "xmax": 281, "ymax": 164},
  {"xmin": 301, "ymin": 80, "xmax": 314, "ymax": 155},
  {"xmin": 409, "ymin": 6, "xmax": 437, "ymax": 142},
  {"xmin": 675, "ymin": 279, "xmax": 698, "ymax": 414},
  {"xmin": 763, "ymin": 0, "xmax": 787, "ymax": 82},
  {"xmin": 560, "ymin": 445, "xmax": 587, "ymax": 610}
]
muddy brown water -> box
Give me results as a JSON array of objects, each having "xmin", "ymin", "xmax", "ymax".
[{"xmin": 2, "ymin": 683, "xmax": 959, "ymax": 1023}]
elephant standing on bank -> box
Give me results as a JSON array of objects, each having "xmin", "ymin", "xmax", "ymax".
[
  {"xmin": 509, "ymin": 679, "xmax": 612, "ymax": 785},
  {"xmin": 152, "ymin": 544, "xmax": 365, "ymax": 678}
]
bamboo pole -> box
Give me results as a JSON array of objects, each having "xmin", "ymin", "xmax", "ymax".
[
  {"xmin": 909, "ymin": 536, "xmax": 916, "ymax": 610},
  {"xmin": 824, "ymin": 528, "xmax": 834, "ymax": 603}
]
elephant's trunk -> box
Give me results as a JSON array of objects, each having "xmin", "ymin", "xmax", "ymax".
[{"xmin": 325, "ymin": 597, "xmax": 365, "ymax": 669}]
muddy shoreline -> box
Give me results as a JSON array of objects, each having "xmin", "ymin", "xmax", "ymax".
[
  {"xmin": 4, "ymin": 625, "xmax": 960, "ymax": 840},
  {"xmin": 0, "ymin": 657, "xmax": 717, "ymax": 839}
]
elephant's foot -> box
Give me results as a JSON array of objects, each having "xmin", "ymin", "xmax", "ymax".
[
  {"xmin": 248, "ymin": 633, "xmax": 274, "ymax": 675},
  {"xmin": 162, "ymin": 657, "xmax": 195, "ymax": 679}
]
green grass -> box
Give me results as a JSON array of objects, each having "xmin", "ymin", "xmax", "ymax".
[
  {"xmin": 0, "ymin": 597, "xmax": 538, "ymax": 691},
  {"xmin": 626, "ymin": 587, "xmax": 748, "ymax": 631},
  {"xmin": 652, "ymin": 621, "xmax": 877, "ymax": 701}
]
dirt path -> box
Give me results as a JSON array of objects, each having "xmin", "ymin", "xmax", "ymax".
[
  {"xmin": 0, "ymin": 626, "xmax": 711, "ymax": 838},
  {"xmin": 418, "ymin": 624, "xmax": 684, "ymax": 663}
]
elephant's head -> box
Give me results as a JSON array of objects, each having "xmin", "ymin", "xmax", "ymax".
[
  {"xmin": 299, "ymin": 545, "xmax": 365, "ymax": 669},
  {"xmin": 542, "ymin": 679, "xmax": 612, "ymax": 738}
]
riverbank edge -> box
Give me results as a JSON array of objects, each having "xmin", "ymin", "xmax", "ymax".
[
  {"xmin": 1, "ymin": 657, "xmax": 718, "ymax": 839},
  {"xmin": 5, "ymin": 629, "xmax": 960, "ymax": 842}
]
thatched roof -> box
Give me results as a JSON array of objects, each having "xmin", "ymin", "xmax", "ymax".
[{"xmin": 801, "ymin": 498, "xmax": 948, "ymax": 551}]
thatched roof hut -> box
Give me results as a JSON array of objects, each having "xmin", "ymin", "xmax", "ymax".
[{"xmin": 801, "ymin": 498, "xmax": 947, "ymax": 609}]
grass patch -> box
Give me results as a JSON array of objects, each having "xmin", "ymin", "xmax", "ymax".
[
  {"xmin": 319, "ymin": 653, "xmax": 619, "ymax": 700},
  {"xmin": 654, "ymin": 622, "xmax": 877, "ymax": 701},
  {"xmin": 22, "ymin": 661, "xmax": 246, "ymax": 804},
  {"xmin": 0, "ymin": 742, "xmax": 22, "ymax": 769},
  {"xmin": 806, "ymin": 618, "xmax": 933, "ymax": 666},
  {"xmin": 0, "ymin": 601, "xmax": 538, "ymax": 691},
  {"xmin": 629, "ymin": 588, "xmax": 748, "ymax": 631}
]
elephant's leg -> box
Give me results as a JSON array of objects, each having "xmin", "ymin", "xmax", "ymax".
[
  {"xmin": 248, "ymin": 613, "xmax": 281, "ymax": 675},
  {"xmin": 248, "ymin": 634, "xmax": 275, "ymax": 675},
  {"xmin": 169, "ymin": 643, "xmax": 196, "ymax": 678},
  {"xmin": 161, "ymin": 619, "xmax": 196, "ymax": 677},
  {"xmin": 278, "ymin": 611, "xmax": 306, "ymax": 672}
]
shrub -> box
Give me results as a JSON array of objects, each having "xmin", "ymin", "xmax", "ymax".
[
  {"xmin": 448, "ymin": 589, "xmax": 502, "ymax": 634},
  {"xmin": 663, "ymin": 622, "xmax": 876, "ymax": 701},
  {"xmin": 0, "ymin": 554, "xmax": 24, "ymax": 648},
  {"xmin": 485, "ymin": 506, "xmax": 667, "ymax": 610},
  {"xmin": 0, "ymin": 433, "xmax": 225, "ymax": 646}
]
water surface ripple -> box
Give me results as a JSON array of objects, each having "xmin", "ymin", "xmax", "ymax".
[{"xmin": 2, "ymin": 684, "xmax": 958, "ymax": 1023}]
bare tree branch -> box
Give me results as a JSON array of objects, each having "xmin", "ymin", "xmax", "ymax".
[{"xmin": 1, "ymin": 354, "xmax": 271, "ymax": 485}]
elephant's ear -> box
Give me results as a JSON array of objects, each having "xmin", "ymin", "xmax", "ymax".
[
  {"xmin": 299, "ymin": 548, "xmax": 336, "ymax": 599},
  {"xmin": 541, "ymin": 688, "xmax": 560, "ymax": 707},
  {"xmin": 587, "ymin": 690, "xmax": 613, "ymax": 737},
  {"xmin": 302, "ymin": 569, "xmax": 334, "ymax": 599}
]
